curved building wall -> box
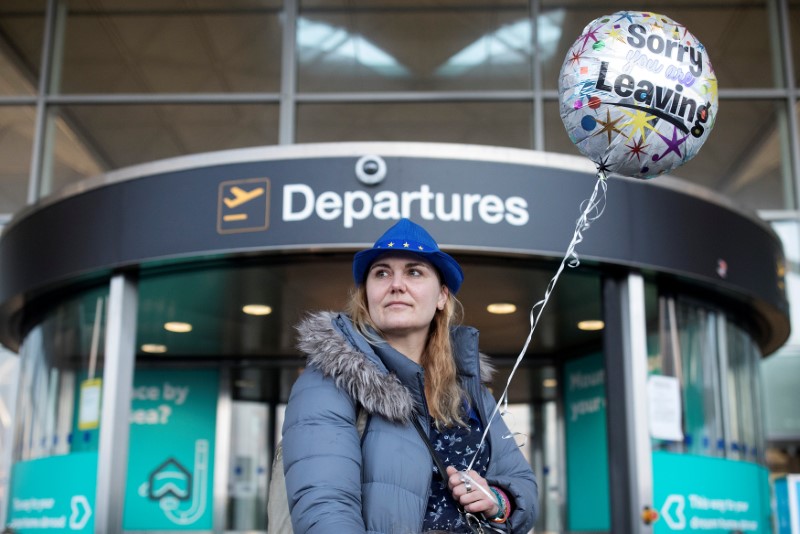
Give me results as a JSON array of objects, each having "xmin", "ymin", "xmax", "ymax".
[
  {"xmin": 0, "ymin": 144, "xmax": 790, "ymax": 533},
  {"xmin": 0, "ymin": 144, "xmax": 789, "ymax": 352}
]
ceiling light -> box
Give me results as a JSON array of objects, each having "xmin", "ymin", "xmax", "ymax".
[
  {"xmin": 487, "ymin": 303, "xmax": 517, "ymax": 315},
  {"xmin": 164, "ymin": 321, "xmax": 192, "ymax": 333},
  {"xmin": 577, "ymin": 320, "xmax": 605, "ymax": 331},
  {"xmin": 141, "ymin": 344, "xmax": 167, "ymax": 354},
  {"xmin": 543, "ymin": 378, "xmax": 558, "ymax": 388},
  {"xmin": 243, "ymin": 304, "xmax": 273, "ymax": 316}
]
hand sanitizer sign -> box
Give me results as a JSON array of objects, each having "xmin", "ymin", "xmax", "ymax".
[{"xmin": 123, "ymin": 369, "xmax": 219, "ymax": 530}]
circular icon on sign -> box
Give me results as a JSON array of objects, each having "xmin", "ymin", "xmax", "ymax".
[{"xmin": 355, "ymin": 155, "xmax": 387, "ymax": 185}]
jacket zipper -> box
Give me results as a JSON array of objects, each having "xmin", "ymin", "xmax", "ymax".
[{"xmin": 416, "ymin": 373, "xmax": 434, "ymax": 532}]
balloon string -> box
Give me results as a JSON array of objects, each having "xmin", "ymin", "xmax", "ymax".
[{"xmin": 466, "ymin": 171, "xmax": 608, "ymax": 473}]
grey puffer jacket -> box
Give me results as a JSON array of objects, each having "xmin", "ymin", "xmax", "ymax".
[{"xmin": 282, "ymin": 312, "xmax": 539, "ymax": 534}]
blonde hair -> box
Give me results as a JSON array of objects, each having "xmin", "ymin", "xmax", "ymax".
[{"xmin": 346, "ymin": 284, "xmax": 466, "ymax": 428}]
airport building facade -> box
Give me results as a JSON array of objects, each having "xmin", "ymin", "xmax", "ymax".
[{"xmin": 0, "ymin": 1, "xmax": 799, "ymax": 533}]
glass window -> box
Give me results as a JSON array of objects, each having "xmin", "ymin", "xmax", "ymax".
[
  {"xmin": 43, "ymin": 104, "xmax": 279, "ymax": 198},
  {"xmin": 0, "ymin": 2, "xmax": 45, "ymax": 92},
  {"xmin": 0, "ymin": 106, "xmax": 35, "ymax": 213},
  {"xmin": 0, "ymin": 348, "xmax": 20, "ymax": 515},
  {"xmin": 543, "ymin": 99, "xmax": 792, "ymax": 211},
  {"xmin": 650, "ymin": 296, "xmax": 724, "ymax": 456},
  {"xmin": 297, "ymin": 102, "xmax": 532, "ymax": 147},
  {"xmin": 57, "ymin": 4, "xmax": 282, "ymax": 93},
  {"xmin": 761, "ymin": 351, "xmax": 800, "ymax": 441},
  {"xmin": 302, "ymin": 0, "xmax": 526, "ymax": 6},
  {"xmin": 297, "ymin": 4, "xmax": 531, "ymax": 92},
  {"xmin": 135, "ymin": 258, "xmax": 600, "ymax": 359},
  {"xmin": 13, "ymin": 285, "xmax": 109, "ymax": 462},
  {"xmin": 761, "ymin": 221, "xmax": 800, "ymax": 443},
  {"xmin": 769, "ymin": 220, "xmax": 800, "ymax": 349},
  {"xmin": 536, "ymin": 397, "xmax": 562, "ymax": 533},
  {"xmin": 645, "ymin": 278, "xmax": 660, "ymax": 365},
  {"xmin": 681, "ymin": 99, "xmax": 791, "ymax": 211},
  {"xmin": 647, "ymin": 291, "xmax": 767, "ymax": 464},
  {"xmin": 675, "ymin": 300, "xmax": 724, "ymax": 457},
  {"xmin": 228, "ymin": 396, "xmax": 271, "ymax": 531},
  {"xmin": 542, "ymin": 0, "xmax": 777, "ymax": 90},
  {"xmin": 788, "ymin": 0, "xmax": 800, "ymax": 86},
  {"xmin": 0, "ymin": 39, "xmax": 37, "ymax": 96},
  {"xmin": 67, "ymin": 0, "xmax": 281, "ymax": 7},
  {"xmin": 725, "ymin": 319, "xmax": 766, "ymax": 463}
]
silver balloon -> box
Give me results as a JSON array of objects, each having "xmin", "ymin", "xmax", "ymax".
[{"xmin": 559, "ymin": 11, "xmax": 718, "ymax": 179}]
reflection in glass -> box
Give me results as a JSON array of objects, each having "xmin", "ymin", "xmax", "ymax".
[
  {"xmin": 0, "ymin": 3, "xmax": 45, "ymax": 91},
  {"xmin": 297, "ymin": 7, "xmax": 531, "ymax": 92},
  {"xmin": 436, "ymin": 13, "xmax": 560, "ymax": 77},
  {"xmin": 44, "ymin": 104, "xmax": 279, "ymax": 198},
  {"xmin": 726, "ymin": 320, "xmax": 766, "ymax": 463},
  {"xmin": 298, "ymin": 17, "xmax": 409, "ymax": 78},
  {"xmin": 297, "ymin": 102, "xmax": 531, "ymax": 147},
  {"xmin": 67, "ymin": 0, "xmax": 282, "ymax": 8},
  {"xmin": 541, "ymin": 2, "xmax": 777, "ymax": 90},
  {"xmin": 544, "ymin": 99, "xmax": 792, "ymax": 211},
  {"xmin": 301, "ymin": 0, "xmax": 528, "ymax": 6},
  {"xmin": 761, "ymin": 351, "xmax": 800, "ymax": 440},
  {"xmin": 0, "ymin": 42, "xmax": 36, "ymax": 96},
  {"xmin": 674, "ymin": 300, "xmax": 724, "ymax": 458},
  {"xmin": 787, "ymin": 1, "xmax": 800, "ymax": 87},
  {"xmin": 647, "ymin": 291, "xmax": 766, "ymax": 464},
  {"xmin": 135, "ymin": 258, "xmax": 601, "ymax": 359},
  {"xmin": 0, "ymin": 107, "xmax": 36, "ymax": 212},
  {"xmin": 538, "ymin": 399, "xmax": 562, "ymax": 533},
  {"xmin": 228, "ymin": 400, "xmax": 269, "ymax": 530},
  {"xmin": 769, "ymin": 220, "xmax": 800, "ymax": 348},
  {"xmin": 57, "ymin": 8, "xmax": 281, "ymax": 94},
  {"xmin": 692, "ymin": 99, "xmax": 793, "ymax": 211},
  {"xmin": 13, "ymin": 286, "xmax": 109, "ymax": 462},
  {"xmin": 0, "ymin": 348, "xmax": 20, "ymax": 513}
]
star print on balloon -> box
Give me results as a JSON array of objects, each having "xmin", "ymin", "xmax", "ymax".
[{"xmin": 559, "ymin": 11, "xmax": 718, "ymax": 179}]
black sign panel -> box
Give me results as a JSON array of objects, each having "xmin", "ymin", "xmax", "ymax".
[{"xmin": 0, "ymin": 147, "xmax": 788, "ymax": 348}]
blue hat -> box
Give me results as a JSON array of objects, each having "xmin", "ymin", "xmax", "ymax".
[{"xmin": 353, "ymin": 218, "xmax": 464, "ymax": 293}]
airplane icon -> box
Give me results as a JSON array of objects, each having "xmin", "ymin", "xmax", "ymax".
[
  {"xmin": 217, "ymin": 178, "xmax": 271, "ymax": 234},
  {"xmin": 224, "ymin": 186, "xmax": 264, "ymax": 208}
]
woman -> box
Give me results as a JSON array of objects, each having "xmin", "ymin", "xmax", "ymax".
[{"xmin": 281, "ymin": 218, "xmax": 538, "ymax": 534}]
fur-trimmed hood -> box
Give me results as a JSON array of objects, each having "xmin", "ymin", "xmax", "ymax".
[{"xmin": 294, "ymin": 311, "xmax": 494, "ymax": 424}]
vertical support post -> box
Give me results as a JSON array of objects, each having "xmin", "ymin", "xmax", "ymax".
[
  {"xmin": 554, "ymin": 395, "xmax": 567, "ymax": 532},
  {"xmin": 717, "ymin": 314, "xmax": 732, "ymax": 457},
  {"xmin": 603, "ymin": 273, "xmax": 653, "ymax": 533},
  {"xmin": 38, "ymin": 0, "xmax": 68, "ymax": 198},
  {"xmin": 772, "ymin": 0, "xmax": 800, "ymax": 210},
  {"xmin": 27, "ymin": 0, "xmax": 58, "ymax": 204},
  {"xmin": 531, "ymin": 402, "xmax": 546, "ymax": 528},
  {"xmin": 0, "ymin": 352, "xmax": 20, "ymax": 528},
  {"xmin": 529, "ymin": 0, "xmax": 544, "ymax": 152},
  {"xmin": 94, "ymin": 273, "xmax": 138, "ymax": 534},
  {"xmin": 213, "ymin": 367, "xmax": 232, "ymax": 533},
  {"xmin": 267, "ymin": 369, "xmax": 281, "ymax": 462},
  {"xmin": 279, "ymin": 0, "xmax": 298, "ymax": 145}
]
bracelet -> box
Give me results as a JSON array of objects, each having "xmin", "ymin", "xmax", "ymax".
[
  {"xmin": 488, "ymin": 488, "xmax": 503, "ymax": 518},
  {"xmin": 488, "ymin": 486, "xmax": 510, "ymax": 523}
]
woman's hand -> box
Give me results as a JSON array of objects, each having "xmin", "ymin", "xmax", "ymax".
[{"xmin": 445, "ymin": 466, "xmax": 500, "ymax": 517}]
